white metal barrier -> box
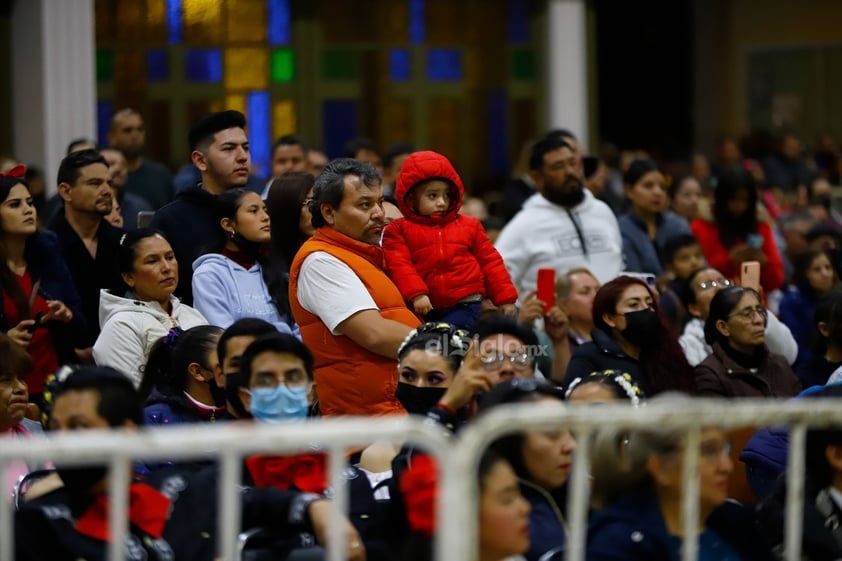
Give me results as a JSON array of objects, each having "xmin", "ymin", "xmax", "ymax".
[{"xmin": 3, "ymin": 399, "xmax": 842, "ymax": 561}]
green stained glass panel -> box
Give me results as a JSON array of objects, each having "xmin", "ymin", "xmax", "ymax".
[
  {"xmin": 322, "ymin": 50, "xmax": 358, "ymax": 81},
  {"xmin": 271, "ymin": 49, "xmax": 295, "ymax": 83},
  {"xmin": 512, "ymin": 48, "xmax": 535, "ymax": 81},
  {"xmin": 97, "ymin": 49, "xmax": 115, "ymax": 82}
]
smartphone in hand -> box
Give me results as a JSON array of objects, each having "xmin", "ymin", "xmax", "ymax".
[
  {"xmin": 537, "ymin": 268, "xmax": 556, "ymax": 313},
  {"xmin": 26, "ymin": 311, "xmax": 45, "ymax": 333},
  {"xmin": 740, "ymin": 261, "xmax": 761, "ymax": 291}
]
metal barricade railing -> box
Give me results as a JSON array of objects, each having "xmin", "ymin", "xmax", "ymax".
[{"xmin": 4, "ymin": 399, "xmax": 842, "ymax": 561}]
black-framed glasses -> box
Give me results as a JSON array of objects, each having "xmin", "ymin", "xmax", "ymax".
[
  {"xmin": 697, "ymin": 278, "xmax": 731, "ymax": 291},
  {"xmin": 727, "ymin": 305, "xmax": 767, "ymax": 321}
]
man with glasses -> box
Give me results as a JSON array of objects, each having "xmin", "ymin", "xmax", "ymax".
[
  {"xmin": 679, "ymin": 267, "xmax": 797, "ymax": 366},
  {"xmin": 434, "ymin": 315, "xmax": 542, "ymax": 424}
]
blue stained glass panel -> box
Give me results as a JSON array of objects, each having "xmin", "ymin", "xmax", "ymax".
[
  {"xmin": 487, "ymin": 92, "xmax": 509, "ymax": 174},
  {"xmin": 389, "ymin": 49, "xmax": 411, "ymax": 82},
  {"xmin": 185, "ymin": 49, "xmax": 222, "ymax": 83},
  {"xmin": 268, "ymin": 0, "xmax": 291, "ymax": 45},
  {"xmin": 247, "ymin": 91, "xmax": 271, "ymax": 179},
  {"xmin": 146, "ymin": 49, "xmax": 169, "ymax": 82},
  {"xmin": 97, "ymin": 101, "xmax": 115, "ymax": 148},
  {"xmin": 507, "ymin": 0, "xmax": 529, "ymax": 43},
  {"xmin": 167, "ymin": 0, "xmax": 182, "ymax": 45},
  {"xmin": 322, "ymin": 100, "xmax": 358, "ymax": 159},
  {"xmin": 426, "ymin": 49, "xmax": 462, "ymax": 81},
  {"xmin": 409, "ymin": 0, "xmax": 425, "ymax": 44}
]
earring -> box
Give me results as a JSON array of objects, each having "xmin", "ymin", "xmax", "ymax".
[{"xmin": 229, "ymin": 230, "xmax": 236, "ymax": 240}]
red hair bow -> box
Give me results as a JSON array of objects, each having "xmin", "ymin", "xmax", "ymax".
[
  {"xmin": 0, "ymin": 164, "xmax": 26, "ymax": 178},
  {"xmin": 399, "ymin": 453, "xmax": 439, "ymax": 538}
]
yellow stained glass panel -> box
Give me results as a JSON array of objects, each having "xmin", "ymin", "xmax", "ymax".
[
  {"xmin": 224, "ymin": 48, "xmax": 268, "ymax": 90},
  {"xmin": 145, "ymin": 0, "xmax": 167, "ymax": 43},
  {"xmin": 225, "ymin": 95, "xmax": 247, "ymax": 116},
  {"xmin": 273, "ymin": 100, "xmax": 296, "ymax": 138},
  {"xmin": 184, "ymin": 0, "xmax": 223, "ymax": 44},
  {"xmin": 226, "ymin": 0, "xmax": 266, "ymax": 42}
]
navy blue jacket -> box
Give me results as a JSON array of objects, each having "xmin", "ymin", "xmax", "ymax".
[
  {"xmin": 521, "ymin": 480, "xmax": 567, "ymax": 561},
  {"xmin": 587, "ymin": 485, "xmax": 772, "ymax": 561},
  {"xmin": 618, "ymin": 211, "xmax": 691, "ymax": 276},
  {"xmin": 149, "ymin": 185, "xmax": 218, "ymax": 305}
]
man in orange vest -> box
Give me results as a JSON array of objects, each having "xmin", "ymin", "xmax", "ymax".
[{"xmin": 289, "ymin": 158, "xmax": 420, "ymax": 416}]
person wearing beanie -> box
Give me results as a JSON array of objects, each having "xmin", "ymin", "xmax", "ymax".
[{"xmin": 383, "ymin": 151, "xmax": 518, "ymax": 331}]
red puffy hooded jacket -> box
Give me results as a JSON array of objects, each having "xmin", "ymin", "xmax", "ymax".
[{"xmin": 382, "ymin": 150, "xmax": 518, "ymax": 308}]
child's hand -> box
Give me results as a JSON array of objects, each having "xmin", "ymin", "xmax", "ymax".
[
  {"xmin": 499, "ymin": 303, "xmax": 517, "ymax": 316},
  {"xmin": 413, "ymin": 295, "xmax": 433, "ymax": 315}
]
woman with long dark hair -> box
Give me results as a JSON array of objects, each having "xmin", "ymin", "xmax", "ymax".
[
  {"xmin": 691, "ymin": 169, "xmax": 785, "ymax": 292},
  {"xmin": 562, "ymin": 275, "xmax": 695, "ymax": 396},
  {"xmin": 0, "ymin": 169, "xmax": 84, "ymax": 405},
  {"xmin": 192, "ymin": 188, "xmax": 299, "ymax": 335},
  {"xmin": 265, "ymin": 172, "xmax": 315, "ymax": 272}
]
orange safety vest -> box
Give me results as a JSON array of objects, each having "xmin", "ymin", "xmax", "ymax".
[{"xmin": 289, "ymin": 228, "xmax": 420, "ymax": 416}]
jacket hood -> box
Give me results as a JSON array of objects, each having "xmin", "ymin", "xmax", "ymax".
[
  {"xmin": 98, "ymin": 289, "xmax": 179, "ymax": 328},
  {"xmin": 395, "ymin": 150, "xmax": 464, "ymax": 224},
  {"xmin": 192, "ymin": 252, "xmax": 255, "ymax": 272},
  {"xmin": 177, "ymin": 184, "xmax": 217, "ymax": 205}
]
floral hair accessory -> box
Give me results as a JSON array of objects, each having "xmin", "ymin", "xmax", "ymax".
[{"xmin": 0, "ymin": 164, "xmax": 26, "ymax": 178}]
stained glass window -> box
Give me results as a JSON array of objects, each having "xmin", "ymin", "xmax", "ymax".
[
  {"xmin": 507, "ymin": 0, "xmax": 529, "ymax": 43},
  {"xmin": 146, "ymin": 49, "xmax": 169, "ymax": 82},
  {"xmin": 271, "ymin": 49, "xmax": 295, "ymax": 83},
  {"xmin": 97, "ymin": 101, "xmax": 114, "ymax": 147},
  {"xmin": 247, "ymin": 91, "xmax": 271, "ymax": 178},
  {"xmin": 426, "ymin": 49, "xmax": 462, "ymax": 81},
  {"xmin": 323, "ymin": 50, "xmax": 358, "ymax": 81},
  {"xmin": 389, "ymin": 49, "xmax": 411, "ymax": 82},
  {"xmin": 225, "ymin": 94, "xmax": 246, "ymax": 116},
  {"xmin": 487, "ymin": 91, "xmax": 509, "ymax": 173},
  {"xmin": 268, "ymin": 0, "xmax": 291, "ymax": 45},
  {"xmin": 226, "ymin": 0, "xmax": 265, "ymax": 42},
  {"xmin": 322, "ymin": 100, "xmax": 358, "ymax": 158},
  {"xmin": 273, "ymin": 100, "xmax": 296, "ymax": 139},
  {"xmin": 185, "ymin": 48, "xmax": 222, "ymax": 82},
  {"xmin": 511, "ymin": 48, "xmax": 535, "ymax": 81},
  {"xmin": 409, "ymin": 0, "xmax": 425, "ymax": 44},
  {"xmin": 96, "ymin": 49, "xmax": 115, "ymax": 82},
  {"xmin": 225, "ymin": 48, "xmax": 268, "ymax": 90},
  {"xmin": 167, "ymin": 0, "xmax": 182, "ymax": 44}
]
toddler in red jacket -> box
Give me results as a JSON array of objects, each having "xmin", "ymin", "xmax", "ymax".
[{"xmin": 382, "ymin": 151, "xmax": 518, "ymax": 331}]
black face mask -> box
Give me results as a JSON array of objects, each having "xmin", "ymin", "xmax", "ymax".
[
  {"xmin": 620, "ymin": 308, "xmax": 661, "ymax": 348},
  {"xmin": 224, "ymin": 372, "xmax": 250, "ymax": 418},
  {"xmin": 56, "ymin": 464, "xmax": 108, "ymax": 496},
  {"xmin": 208, "ymin": 377, "xmax": 228, "ymax": 406},
  {"xmin": 811, "ymin": 196, "xmax": 832, "ymax": 211},
  {"xmin": 395, "ymin": 383, "xmax": 446, "ymax": 416}
]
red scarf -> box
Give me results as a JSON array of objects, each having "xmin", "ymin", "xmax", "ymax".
[
  {"xmin": 75, "ymin": 483, "xmax": 172, "ymax": 541},
  {"xmin": 245, "ymin": 453, "xmax": 328, "ymax": 494},
  {"xmin": 399, "ymin": 454, "xmax": 438, "ymax": 538}
]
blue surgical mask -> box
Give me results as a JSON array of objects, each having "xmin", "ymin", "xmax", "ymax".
[{"xmin": 249, "ymin": 386, "xmax": 309, "ymax": 421}]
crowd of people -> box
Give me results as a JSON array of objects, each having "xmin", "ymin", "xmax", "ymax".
[{"xmin": 4, "ymin": 107, "xmax": 842, "ymax": 560}]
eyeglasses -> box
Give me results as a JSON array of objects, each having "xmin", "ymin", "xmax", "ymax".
[
  {"xmin": 302, "ymin": 198, "xmax": 313, "ymax": 208},
  {"xmin": 479, "ymin": 353, "xmax": 533, "ymax": 371},
  {"xmin": 251, "ymin": 369, "xmax": 310, "ymax": 389},
  {"xmin": 699, "ymin": 440, "xmax": 732, "ymax": 463},
  {"xmin": 697, "ymin": 278, "xmax": 731, "ymax": 291},
  {"xmin": 727, "ymin": 305, "xmax": 767, "ymax": 321}
]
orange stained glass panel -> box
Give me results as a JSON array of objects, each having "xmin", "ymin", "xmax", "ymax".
[
  {"xmin": 426, "ymin": 0, "xmax": 470, "ymax": 44},
  {"xmin": 225, "ymin": 48, "xmax": 268, "ymax": 90},
  {"xmin": 378, "ymin": 0, "xmax": 408, "ymax": 43},
  {"xmin": 95, "ymin": 0, "xmax": 116, "ymax": 43},
  {"xmin": 380, "ymin": 99, "xmax": 411, "ymax": 147},
  {"xmin": 114, "ymin": 50, "xmax": 146, "ymax": 96},
  {"xmin": 145, "ymin": 0, "xmax": 168, "ymax": 44},
  {"xmin": 428, "ymin": 98, "xmax": 460, "ymax": 162},
  {"xmin": 319, "ymin": 0, "xmax": 377, "ymax": 42},
  {"xmin": 272, "ymin": 100, "xmax": 297, "ymax": 138},
  {"xmin": 225, "ymin": 94, "xmax": 247, "ymax": 116},
  {"xmin": 115, "ymin": 1, "xmax": 146, "ymax": 42},
  {"xmin": 183, "ymin": 0, "xmax": 223, "ymax": 45},
  {"xmin": 226, "ymin": 0, "xmax": 266, "ymax": 42}
]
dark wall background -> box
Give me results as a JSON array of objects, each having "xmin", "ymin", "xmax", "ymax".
[{"xmin": 595, "ymin": 0, "xmax": 694, "ymax": 160}]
